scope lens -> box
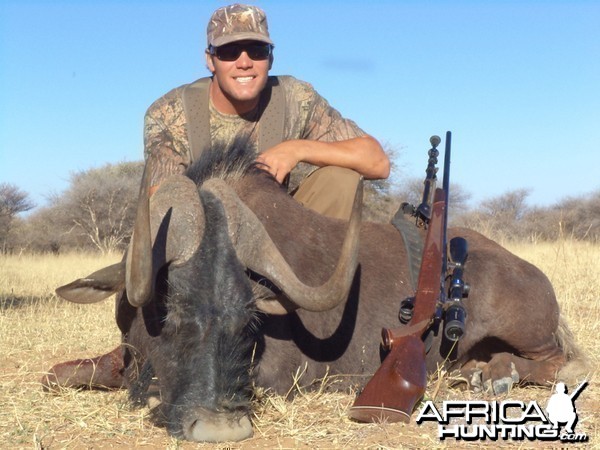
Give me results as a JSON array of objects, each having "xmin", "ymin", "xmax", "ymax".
[{"xmin": 444, "ymin": 304, "xmax": 466, "ymax": 341}]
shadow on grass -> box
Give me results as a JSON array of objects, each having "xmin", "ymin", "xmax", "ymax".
[{"xmin": 0, "ymin": 295, "xmax": 55, "ymax": 311}]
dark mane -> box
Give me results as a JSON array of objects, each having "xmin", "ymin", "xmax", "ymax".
[{"xmin": 185, "ymin": 137, "xmax": 263, "ymax": 186}]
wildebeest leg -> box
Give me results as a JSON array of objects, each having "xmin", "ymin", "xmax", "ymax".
[
  {"xmin": 461, "ymin": 345, "xmax": 565, "ymax": 395},
  {"xmin": 41, "ymin": 346, "xmax": 125, "ymax": 391}
]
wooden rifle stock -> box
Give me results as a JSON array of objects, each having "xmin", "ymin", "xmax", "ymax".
[{"xmin": 349, "ymin": 188, "xmax": 447, "ymax": 423}]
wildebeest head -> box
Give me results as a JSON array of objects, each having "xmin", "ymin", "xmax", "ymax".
[
  {"xmin": 146, "ymin": 188, "xmax": 257, "ymax": 441},
  {"xmin": 55, "ymin": 141, "xmax": 363, "ymax": 442}
]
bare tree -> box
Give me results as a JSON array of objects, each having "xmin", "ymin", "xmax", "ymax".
[
  {"xmin": 390, "ymin": 177, "xmax": 472, "ymax": 228},
  {"xmin": 455, "ymin": 189, "xmax": 531, "ymax": 241},
  {"xmin": 55, "ymin": 161, "xmax": 143, "ymax": 253},
  {"xmin": 13, "ymin": 206, "xmax": 64, "ymax": 254},
  {"xmin": 361, "ymin": 142, "xmax": 403, "ymax": 222},
  {"xmin": 0, "ymin": 183, "xmax": 35, "ymax": 252},
  {"xmin": 553, "ymin": 189, "xmax": 600, "ymax": 241}
]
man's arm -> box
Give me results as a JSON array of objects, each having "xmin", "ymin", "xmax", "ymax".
[
  {"xmin": 256, "ymin": 135, "xmax": 389, "ymax": 184},
  {"xmin": 255, "ymin": 77, "xmax": 390, "ymax": 184}
]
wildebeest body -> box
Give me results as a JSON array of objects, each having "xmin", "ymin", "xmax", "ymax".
[
  {"xmin": 48, "ymin": 142, "xmax": 583, "ymax": 442},
  {"xmin": 231, "ymin": 171, "xmax": 564, "ymax": 394}
]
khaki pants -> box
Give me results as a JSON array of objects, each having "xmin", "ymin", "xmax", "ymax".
[{"xmin": 292, "ymin": 166, "xmax": 361, "ymax": 220}]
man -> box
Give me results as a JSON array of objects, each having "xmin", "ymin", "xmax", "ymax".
[
  {"xmin": 146, "ymin": 3, "xmax": 388, "ymax": 219},
  {"xmin": 42, "ymin": 3, "xmax": 389, "ymax": 390}
]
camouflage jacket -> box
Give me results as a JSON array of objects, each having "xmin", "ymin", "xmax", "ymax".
[{"xmin": 143, "ymin": 75, "xmax": 366, "ymax": 190}]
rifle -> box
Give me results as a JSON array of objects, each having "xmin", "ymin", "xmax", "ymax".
[{"xmin": 349, "ymin": 132, "xmax": 462, "ymax": 423}]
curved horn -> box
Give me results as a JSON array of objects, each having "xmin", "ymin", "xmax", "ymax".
[
  {"xmin": 126, "ymin": 171, "xmax": 205, "ymax": 308},
  {"xmin": 203, "ymin": 177, "xmax": 363, "ymax": 312},
  {"xmin": 126, "ymin": 159, "xmax": 154, "ymax": 307}
]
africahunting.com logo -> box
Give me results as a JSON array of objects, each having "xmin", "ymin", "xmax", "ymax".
[{"xmin": 416, "ymin": 381, "xmax": 589, "ymax": 443}]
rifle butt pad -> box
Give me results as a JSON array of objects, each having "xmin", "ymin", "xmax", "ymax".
[{"xmin": 349, "ymin": 334, "xmax": 427, "ymax": 423}]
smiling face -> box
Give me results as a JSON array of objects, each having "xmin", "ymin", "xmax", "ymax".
[{"xmin": 206, "ymin": 40, "xmax": 272, "ymax": 115}]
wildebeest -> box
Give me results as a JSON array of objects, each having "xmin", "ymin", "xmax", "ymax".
[{"xmin": 48, "ymin": 141, "xmax": 586, "ymax": 442}]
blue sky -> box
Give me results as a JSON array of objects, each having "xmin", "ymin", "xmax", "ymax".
[{"xmin": 1, "ymin": 0, "xmax": 599, "ymax": 211}]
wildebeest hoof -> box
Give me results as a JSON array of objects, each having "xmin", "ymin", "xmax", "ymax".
[
  {"xmin": 483, "ymin": 378, "xmax": 493, "ymax": 394},
  {"xmin": 470, "ymin": 369, "xmax": 483, "ymax": 392},
  {"xmin": 492, "ymin": 376, "xmax": 514, "ymax": 395},
  {"xmin": 490, "ymin": 363, "xmax": 519, "ymax": 394},
  {"xmin": 40, "ymin": 372, "xmax": 63, "ymax": 392},
  {"xmin": 510, "ymin": 362, "xmax": 520, "ymax": 384}
]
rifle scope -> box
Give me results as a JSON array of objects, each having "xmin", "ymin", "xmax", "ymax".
[
  {"xmin": 444, "ymin": 303, "xmax": 466, "ymax": 341},
  {"xmin": 444, "ymin": 237, "xmax": 468, "ymax": 341}
]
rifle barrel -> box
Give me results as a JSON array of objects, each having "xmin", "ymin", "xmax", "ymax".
[{"xmin": 441, "ymin": 131, "xmax": 451, "ymax": 293}]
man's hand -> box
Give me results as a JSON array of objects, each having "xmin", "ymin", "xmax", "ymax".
[
  {"xmin": 255, "ymin": 143, "xmax": 301, "ymax": 184},
  {"xmin": 255, "ymin": 135, "xmax": 390, "ymax": 184}
]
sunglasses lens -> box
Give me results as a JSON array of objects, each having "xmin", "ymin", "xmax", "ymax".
[
  {"xmin": 214, "ymin": 43, "xmax": 271, "ymax": 61},
  {"xmin": 216, "ymin": 45, "xmax": 241, "ymax": 61},
  {"xmin": 246, "ymin": 44, "xmax": 271, "ymax": 60}
]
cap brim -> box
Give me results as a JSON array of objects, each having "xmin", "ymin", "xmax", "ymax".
[{"xmin": 210, "ymin": 32, "xmax": 274, "ymax": 47}]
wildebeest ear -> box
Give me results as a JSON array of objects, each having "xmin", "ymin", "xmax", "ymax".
[{"xmin": 56, "ymin": 262, "xmax": 125, "ymax": 304}]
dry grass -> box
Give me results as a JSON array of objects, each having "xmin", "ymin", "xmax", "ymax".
[{"xmin": 1, "ymin": 241, "xmax": 598, "ymax": 449}]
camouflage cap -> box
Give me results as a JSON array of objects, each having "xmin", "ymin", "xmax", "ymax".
[{"xmin": 207, "ymin": 4, "xmax": 274, "ymax": 48}]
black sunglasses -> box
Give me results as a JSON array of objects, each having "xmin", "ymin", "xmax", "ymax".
[{"xmin": 209, "ymin": 42, "xmax": 273, "ymax": 62}]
